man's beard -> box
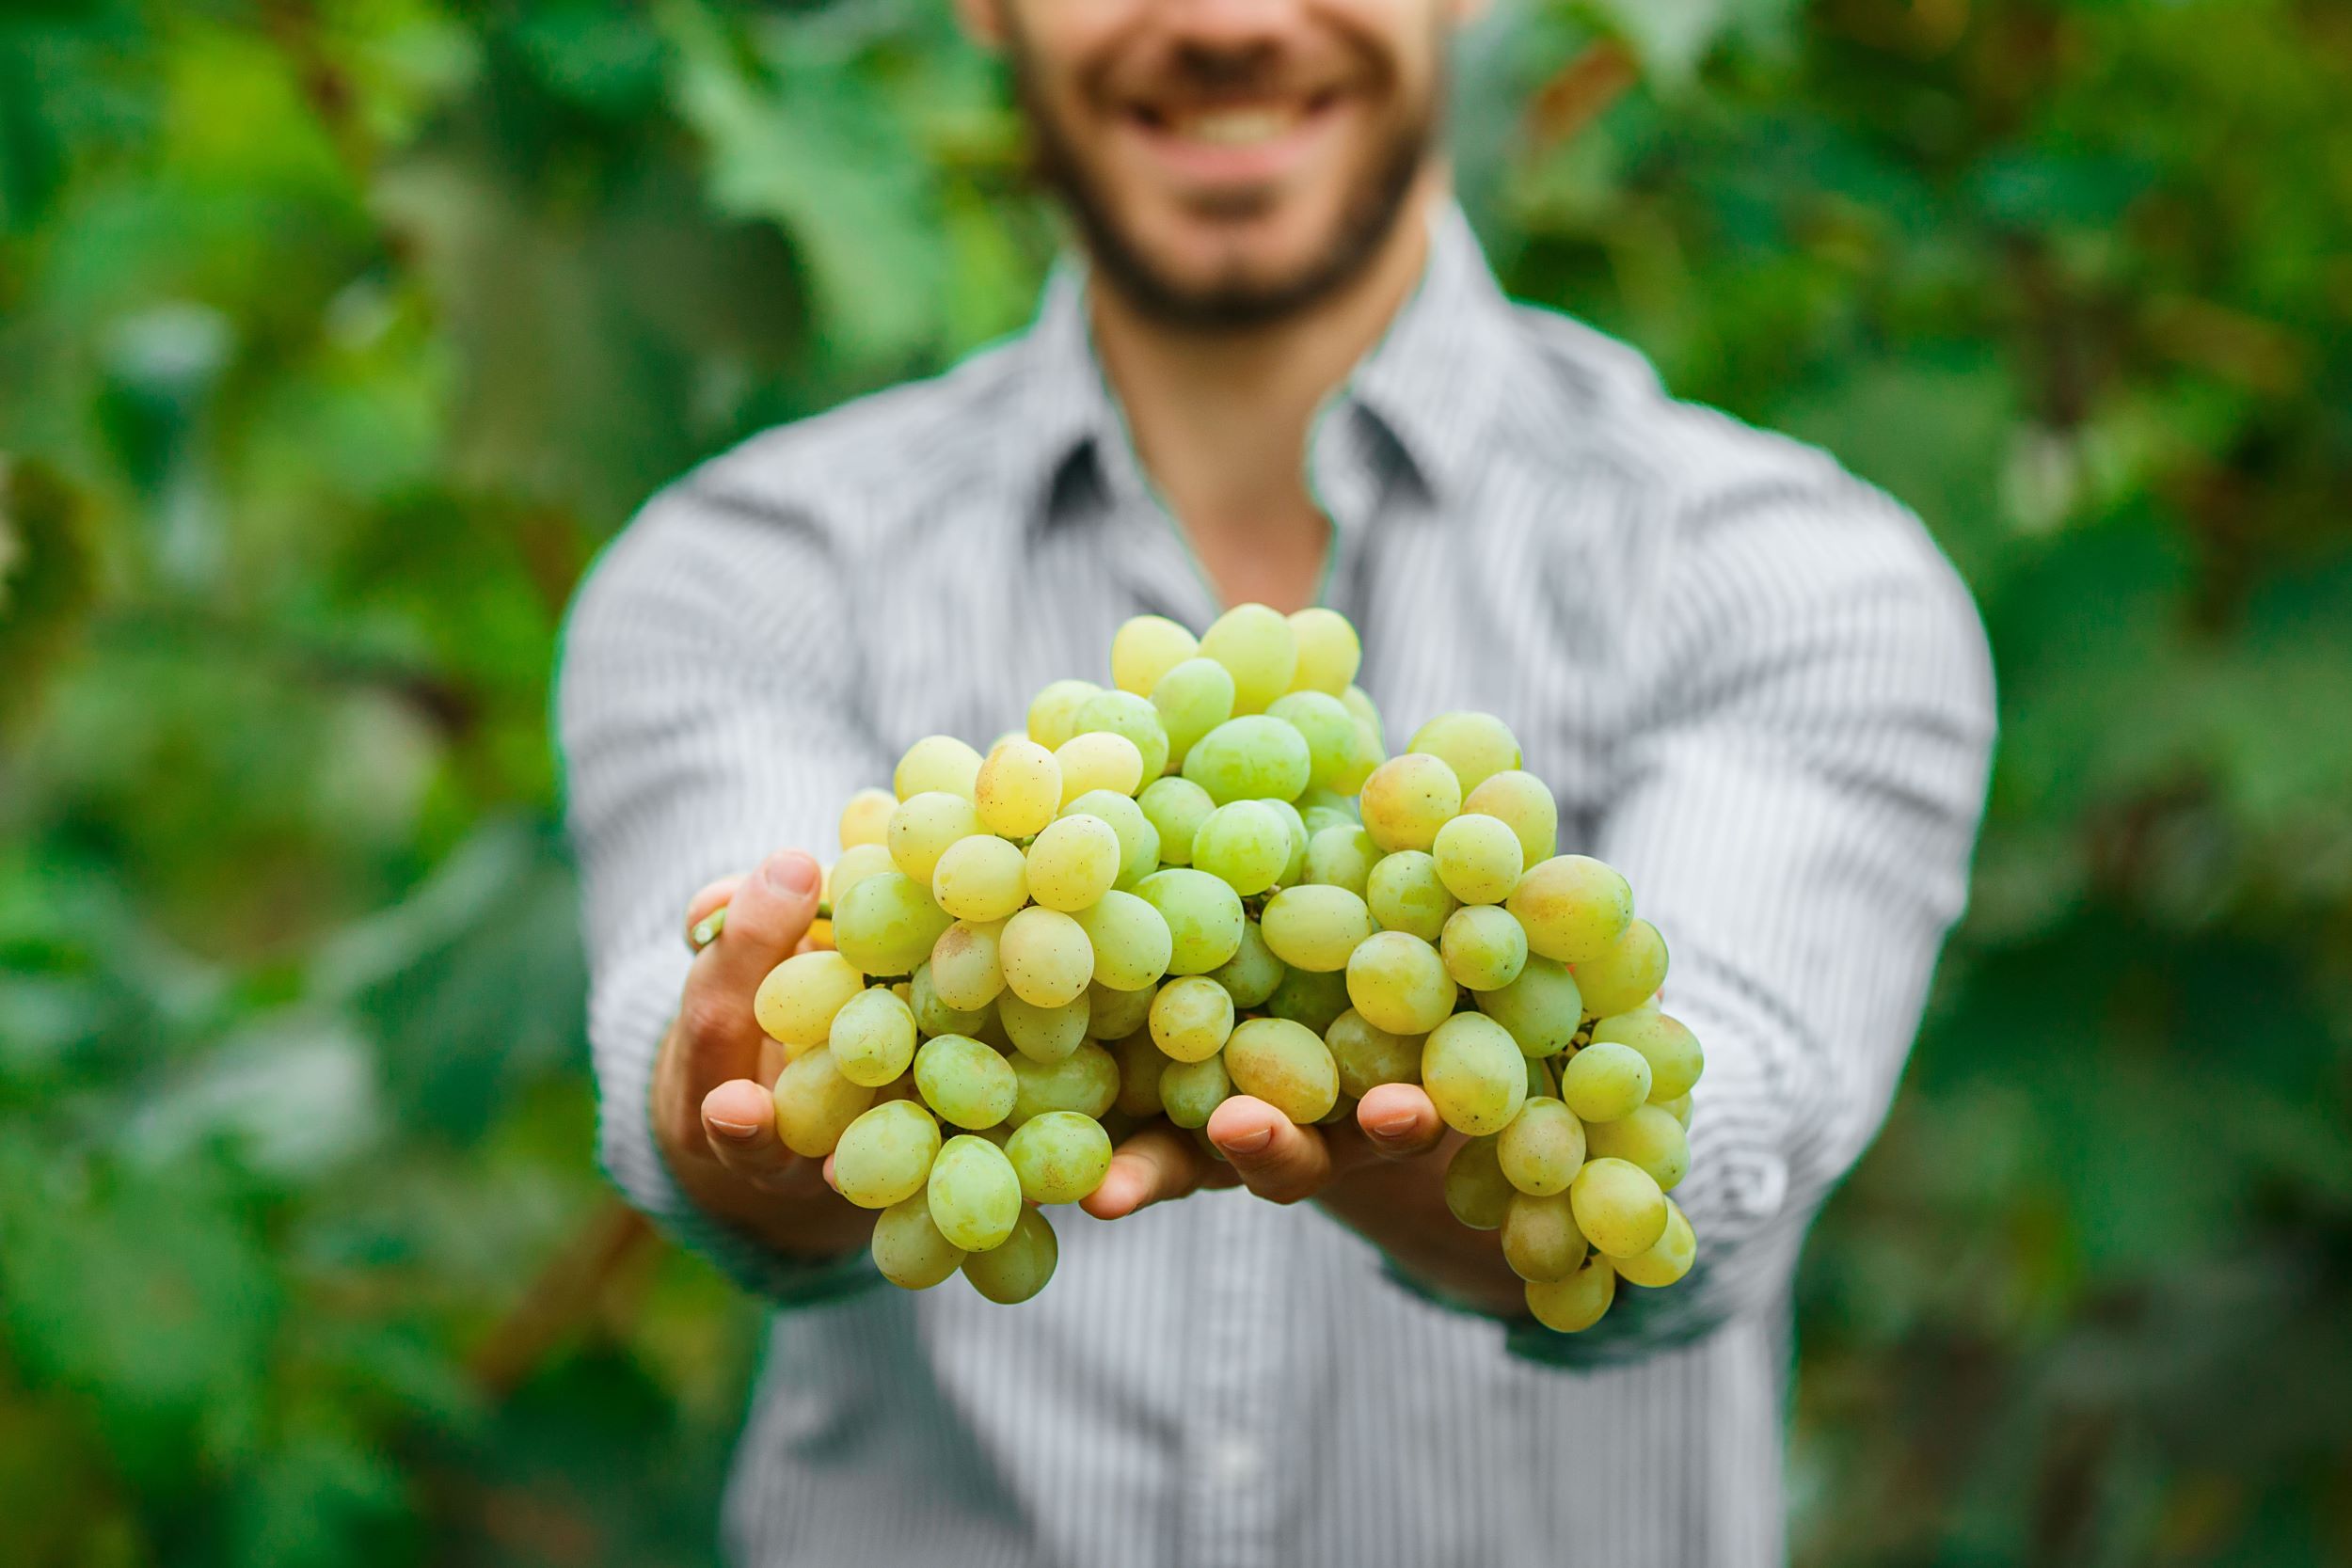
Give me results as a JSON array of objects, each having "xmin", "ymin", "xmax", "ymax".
[{"xmin": 1012, "ymin": 40, "xmax": 1441, "ymax": 332}]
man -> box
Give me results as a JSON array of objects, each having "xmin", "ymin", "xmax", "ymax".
[{"xmin": 558, "ymin": 0, "xmax": 1994, "ymax": 1561}]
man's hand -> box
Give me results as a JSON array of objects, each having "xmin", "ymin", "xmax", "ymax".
[
  {"xmin": 1081, "ymin": 1081, "xmax": 1527, "ymax": 1316},
  {"xmin": 653, "ymin": 849, "xmax": 871, "ymax": 1259}
]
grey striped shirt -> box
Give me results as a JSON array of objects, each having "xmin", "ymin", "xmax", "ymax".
[{"xmin": 557, "ymin": 205, "xmax": 1994, "ymax": 1568}]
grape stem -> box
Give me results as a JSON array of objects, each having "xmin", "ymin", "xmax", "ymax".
[{"xmin": 689, "ymin": 900, "xmax": 832, "ymax": 952}]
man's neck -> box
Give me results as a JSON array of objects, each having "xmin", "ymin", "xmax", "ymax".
[{"xmin": 1088, "ymin": 174, "xmax": 1443, "ymax": 613}]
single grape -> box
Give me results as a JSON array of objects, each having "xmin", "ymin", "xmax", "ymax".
[
  {"xmin": 1560, "ymin": 1040, "xmax": 1652, "ymax": 1123},
  {"xmin": 1136, "ymin": 776, "xmax": 1216, "ymax": 866},
  {"xmin": 1359, "ymin": 752, "xmax": 1462, "ymax": 853},
  {"xmin": 1149, "ymin": 974, "xmax": 1234, "ymax": 1063},
  {"xmin": 1613, "ymin": 1197, "xmax": 1695, "ymax": 1288},
  {"xmin": 1086, "ymin": 978, "xmax": 1156, "ymax": 1041},
  {"xmin": 1303, "ymin": 823, "xmax": 1379, "ymax": 895},
  {"xmin": 828, "ymin": 842, "xmax": 899, "ymax": 907},
  {"xmin": 1223, "ymin": 1017, "xmax": 1340, "ymax": 1123},
  {"xmin": 1061, "ymin": 789, "xmax": 1161, "ymax": 889},
  {"xmin": 755, "ymin": 950, "xmax": 865, "ymax": 1047},
  {"xmin": 1365, "ymin": 849, "xmax": 1459, "ymax": 942},
  {"xmin": 1583, "ymin": 1103, "xmax": 1689, "ymax": 1190},
  {"xmin": 829, "ymin": 985, "xmax": 918, "ymax": 1087},
  {"xmin": 1191, "ymin": 800, "xmax": 1292, "ymax": 895},
  {"xmin": 999, "ymin": 990, "xmax": 1091, "ymax": 1064},
  {"xmin": 1207, "ymin": 919, "xmax": 1285, "ymax": 1008},
  {"xmin": 832, "ymin": 1100, "xmax": 943, "ymax": 1209},
  {"xmin": 1009, "ymin": 1040, "xmax": 1120, "ymax": 1124},
  {"xmin": 1073, "ymin": 689, "xmax": 1171, "ymax": 781},
  {"xmin": 887, "ymin": 791, "xmax": 984, "ymax": 884},
  {"xmin": 1589, "ymin": 1011, "xmax": 1705, "ymax": 1101},
  {"xmin": 1055, "ymin": 730, "xmax": 1145, "ymax": 804},
  {"xmin": 1297, "ymin": 785, "xmax": 1359, "ymax": 834},
  {"xmin": 975, "ymin": 739, "xmax": 1061, "ymax": 839},
  {"xmin": 1256, "ymin": 797, "xmax": 1310, "ymax": 885},
  {"xmin": 1199, "ymin": 602, "xmax": 1298, "ymax": 713},
  {"xmin": 1159, "ymin": 1053, "xmax": 1232, "ymax": 1129},
  {"xmin": 1345, "ymin": 929, "xmax": 1458, "ymax": 1036},
  {"xmin": 1341, "ymin": 684, "xmax": 1387, "ymax": 756},
  {"xmin": 833, "ymin": 872, "xmax": 955, "ymax": 977},
  {"xmin": 1406, "ymin": 711, "xmax": 1521, "ymax": 794},
  {"xmin": 928, "ymin": 1134, "xmax": 1023, "ymax": 1252},
  {"xmin": 771, "ymin": 1046, "xmax": 876, "ymax": 1157},
  {"xmin": 1502, "ymin": 1191, "xmax": 1588, "ymax": 1283},
  {"xmin": 1524, "ymin": 1255, "xmax": 1615, "ymax": 1333},
  {"xmin": 1472, "ymin": 955, "xmax": 1583, "ymax": 1057},
  {"xmin": 871, "ymin": 1195, "xmax": 965, "ymax": 1290},
  {"xmin": 1150, "ymin": 657, "xmax": 1238, "ymax": 770},
  {"xmin": 1110, "ymin": 1029, "xmax": 1167, "ymax": 1117},
  {"xmin": 1440, "ymin": 905, "xmax": 1529, "ymax": 992},
  {"xmin": 1006, "ymin": 1111, "xmax": 1114, "ymax": 1205},
  {"xmin": 1025, "ymin": 814, "xmax": 1122, "ymax": 911},
  {"xmin": 1284, "ymin": 607, "xmax": 1361, "ymax": 696},
  {"xmin": 998, "ymin": 906, "xmax": 1094, "ymax": 1007},
  {"xmin": 1267, "ymin": 964, "xmax": 1352, "ymax": 1034},
  {"xmin": 928, "ymin": 919, "xmax": 1007, "ymax": 1011},
  {"xmin": 1496, "ymin": 1096, "xmax": 1586, "ymax": 1196},
  {"xmin": 1110, "ymin": 614, "xmax": 1199, "ymax": 697},
  {"xmin": 914, "ymin": 1033, "xmax": 1018, "ymax": 1130},
  {"xmin": 911, "ymin": 962, "xmax": 991, "ymax": 1038},
  {"xmin": 1134, "ymin": 868, "xmax": 1246, "ymax": 974},
  {"xmin": 1443, "ymin": 1136, "xmax": 1512, "ymax": 1229},
  {"xmin": 1569, "ymin": 1157, "xmax": 1667, "ymax": 1258},
  {"xmin": 838, "ymin": 786, "xmax": 898, "ymax": 849},
  {"xmin": 1324, "ymin": 1008, "xmax": 1423, "ymax": 1100},
  {"xmin": 1267, "ymin": 690, "xmax": 1374, "ymax": 793},
  {"xmin": 1421, "ymin": 1011, "xmax": 1529, "ymax": 1135},
  {"xmin": 894, "ymin": 735, "xmax": 983, "ymax": 802},
  {"xmin": 1182, "ymin": 715, "xmax": 1313, "ymax": 804},
  {"xmin": 961, "ymin": 1208, "xmax": 1058, "ymax": 1304},
  {"xmin": 1431, "ymin": 813, "xmax": 1525, "ymax": 906},
  {"xmin": 1507, "ymin": 855, "xmax": 1633, "ymax": 963},
  {"xmin": 1460, "ymin": 770, "xmax": 1558, "ymax": 867},
  {"xmin": 1656, "ymin": 1091, "xmax": 1692, "ymax": 1128},
  {"xmin": 1072, "ymin": 889, "xmax": 1173, "ymax": 991},
  {"xmin": 1026, "ymin": 679, "xmax": 1102, "ymax": 751},
  {"xmin": 930, "ymin": 832, "xmax": 1029, "ymax": 923},
  {"xmin": 1574, "ymin": 917, "xmax": 1668, "ymax": 1018},
  {"xmin": 1260, "ymin": 884, "xmax": 1375, "ymax": 973}
]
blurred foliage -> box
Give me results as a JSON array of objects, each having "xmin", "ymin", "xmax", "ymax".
[{"xmin": 3, "ymin": 0, "xmax": 2348, "ymax": 1564}]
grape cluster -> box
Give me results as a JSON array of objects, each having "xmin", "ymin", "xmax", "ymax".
[{"xmin": 754, "ymin": 605, "xmax": 1705, "ymax": 1329}]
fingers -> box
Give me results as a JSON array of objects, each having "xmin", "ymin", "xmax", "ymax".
[
  {"xmin": 1082, "ymin": 1122, "xmax": 1206, "ymax": 1220},
  {"xmin": 699, "ymin": 1077, "xmax": 812, "ymax": 1192},
  {"xmin": 676, "ymin": 849, "xmax": 823, "ymax": 1091},
  {"xmin": 1355, "ymin": 1083, "xmax": 1447, "ymax": 1162},
  {"xmin": 1206, "ymin": 1096, "xmax": 1333, "ymax": 1205}
]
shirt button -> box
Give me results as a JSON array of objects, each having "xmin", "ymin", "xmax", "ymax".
[{"xmin": 1208, "ymin": 1434, "xmax": 1262, "ymax": 1486}]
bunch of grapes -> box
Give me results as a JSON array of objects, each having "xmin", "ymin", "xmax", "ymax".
[{"xmin": 749, "ymin": 605, "xmax": 1704, "ymax": 1330}]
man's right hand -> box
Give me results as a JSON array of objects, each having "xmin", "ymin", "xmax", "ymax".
[{"xmin": 652, "ymin": 848, "xmax": 872, "ymax": 1260}]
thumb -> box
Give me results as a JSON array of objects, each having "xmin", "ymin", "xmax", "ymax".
[{"xmin": 680, "ymin": 848, "xmax": 824, "ymax": 1085}]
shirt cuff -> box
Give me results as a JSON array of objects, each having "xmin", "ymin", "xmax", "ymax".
[{"xmin": 1379, "ymin": 1259, "xmax": 1724, "ymax": 1371}]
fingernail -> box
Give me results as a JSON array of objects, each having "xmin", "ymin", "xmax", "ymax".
[
  {"xmin": 1370, "ymin": 1113, "xmax": 1418, "ymax": 1138},
  {"xmin": 763, "ymin": 852, "xmax": 818, "ymax": 897},
  {"xmin": 707, "ymin": 1117, "xmax": 759, "ymax": 1140},
  {"xmin": 1220, "ymin": 1126, "xmax": 1273, "ymax": 1155}
]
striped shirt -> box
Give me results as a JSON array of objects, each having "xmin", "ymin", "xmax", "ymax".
[{"xmin": 557, "ymin": 203, "xmax": 1994, "ymax": 1568}]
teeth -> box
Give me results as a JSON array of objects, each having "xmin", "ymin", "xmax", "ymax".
[{"xmin": 1178, "ymin": 108, "xmax": 1295, "ymax": 146}]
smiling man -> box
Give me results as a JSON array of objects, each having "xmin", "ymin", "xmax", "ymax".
[{"xmin": 557, "ymin": 0, "xmax": 1995, "ymax": 1564}]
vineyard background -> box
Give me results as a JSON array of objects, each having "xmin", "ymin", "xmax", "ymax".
[{"xmin": 3, "ymin": 2, "xmax": 2348, "ymax": 1564}]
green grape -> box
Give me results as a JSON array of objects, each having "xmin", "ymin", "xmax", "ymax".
[
  {"xmin": 1656, "ymin": 1091, "xmax": 1692, "ymax": 1128},
  {"xmin": 1284, "ymin": 607, "xmax": 1361, "ymax": 696},
  {"xmin": 828, "ymin": 986, "xmax": 919, "ymax": 1087},
  {"xmin": 1507, "ymin": 855, "xmax": 1633, "ymax": 963},
  {"xmin": 1159, "ymin": 1053, "xmax": 1232, "ymax": 1129},
  {"xmin": 914, "ymin": 1034, "xmax": 1018, "ymax": 1130},
  {"xmin": 1223, "ymin": 1017, "xmax": 1340, "ymax": 1123},
  {"xmin": 1256, "ymin": 797, "xmax": 1310, "ymax": 885},
  {"xmin": 1199, "ymin": 602, "xmax": 1298, "ymax": 713},
  {"xmin": 1136, "ymin": 776, "xmax": 1216, "ymax": 866},
  {"xmin": 1589, "ymin": 1011, "xmax": 1704, "ymax": 1101},
  {"xmin": 1345, "ymin": 930, "xmax": 1458, "ymax": 1035},
  {"xmin": 1025, "ymin": 814, "xmax": 1123, "ymax": 911},
  {"xmin": 834, "ymin": 872, "xmax": 955, "ymax": 978},
  {"xmin": 1110, "ymin": 1029, "xmax": 1166, "ymax": 1117},
  {"xmin": 1303, "ymin": 823, "xmax": 1379, "ymax": 895},
  {"xmin": 1524, "ymin": 1255, "xmax": 1615, "ymax": 1333},
  {"xmin": 871, "ymin": 1195, "xmax": 966, "ymax": 1290},
  {"xmin": 1341, "ymin": 684, "xmax": 1386, "ymax": 752},
  {"xmin": 829, "ymin": 842, "xmax": 898, "ymax": 907},
  {"xmin": 1440, "ymin": 905, "xmax": 1529, "ymax": 992},
  {"xmin": 928, "ymin": 919, "xmax": 1007, "ymax": 1011},
  {"xmin": 1496, "ymin": 1096, "xmax": 1586, "ymax": 1196},
  {"xmin": 1443, "ymin": 1136, "xmax": 1512, "ymax": 1229},
  {"xmin": 1613, "ymin": 1197, "xmax": 1695, "ymax": 1288},
  {"xmin": 1191, "ymin": 800, "xmax": 1291, "ymax": 895},
  {"xmin": 1061, "ymin": 789, "xmax": 1161, "ymax": 890},
  {"xmin": 1183, "ymin": 715, "xmax": 1312, "ymax": 804},
  {"xmin": 1149, "ymin": 974, "xmax": 1234, "ymax": 1063},
  {"xmin": 1260, "ymin": 884, "xmax": 1375, "ymax": 972},
  {"xmin": 1208, "ymin": 919, "xmax": 1285, "ymax": 1008},
  {"xmin": 1134, "ymin": 868, "xmax": 1246, "ymax": 974},
  {"xmin": 1502, "ymin": 1191, "xmax": 1588, "ymax": 1283},
  {"xmin": 1421, "ymin": 1011, "xmax": 1528, "ymax": 1135},
  {"xmin": 1560, "ymin": 1040, "xmax": 1652, "ymax": 1123},
  {"xmin": 839, "ymin": 786, "xmax": 898, "ymax": 848},
  {"xmin": 1027, "ymin": 679, "xmax": 1102, "ymax": 751},
  {"xmin": 1009, "ymin": 1040, "xmax": 1120, "ymax": 1124},
  {"xmin": 912, "ymin": 962, "xmax": 991, "ymax": 1038},
  {"xmin": 930, "ymin": 832, "xmax": 1029, "ymax": 923},
  {"xmin": 927, "ymin": 1134, "xmax": 1023, "ymax": 1252},
  {"xmin": 1569, "ymin": 1157, "xmax": 1667, "ymax": 1258},
  {"xmin": 1073, "ymin": 689, "xmax": 1171, "ymax": 781},
  {"xmin": 831, "ymin": 1100, "xmax": 943, "ymax": 1209},
  {"xmin": 1583, "ymin": 1103, "xmax": 1689, "ymax": 1190},
  {"xmin": 1472, "ymin": 955, "xmax": 1583, "ymax": 1057},
  {"xmin": 1324, "ymin": 1008, "xmax": 1423, "ymax": 1099},
  {"xmin": 1574, "ymin": 917, "xmax": 1668, "ymax": 1018},
  {"xmin": 1055, "ymin": 731, "xmax": 1145, "ymax": 803},
  {"xmin": 1406, "ymin": 711, "xmax": 1522, "ymax": 794},
  {"xmin": 1298, "ymin": 785, "xmax": 1360, "ymax": 834},
  {"xmin": 998, "ymin": 990, "xmax": 1090, "ymax": 1063},
  {"xmin": 1111, "ymin": 614, "xmax": 1199, "ymax": 696},
  {"xmin": 1086, "ymin": 978, "xmax": 1157, "ymax": 1041},
  {"xmin": 1150, "ymin": 657, "xmax": 1238, "ymax": 770},
  {"xmin": 1526, "ymin": 1053, "xmax": 1557, "ymax": 1101},
  {"xmin": 1267, "ymin": 964, "xmax": 1352, "ymax": 1034},
  {"xmin": 771, "ymin": 1046, "xmax": 877, "ymax": 1157},
  {"xmin": 961, "ymin": 1208, "xmax": 1058, "ymax": 1304},
  {"xmin": 1072, "ymin": 889, "xmax": 1173, "ymax": 991},
  {"xmin": 894, "ymin": 735, "xmax": 983, "ymax": 802},
  {"xmin": 1365, "ymin": 849, "xmax": 1459, "ymax": 942},
  {"xmin": 998, "ymin": 906, "xmax": 1094, "ymax": 1007},
  {"xmin": 1460, "ymin": 769, "xmax": 1558, "ymax": 867},
  {"xmin": 1005, "ymin": 1110, "xmax": 1114, "ymax": 1205},
  {"xmin": 755, "ymin": 951, "xmax": 865, "ymax": 1047},
  {"xmin": 1359, "ymin": 753, "xmax": 1462, "ymax": 853},
  {"xmin": 975, "ymin": 739, "xmax": 1062, "ymax": 839},
  {"xmin": 1267, "ymin": 690, "xmax": 1374, "ymax": 792},
  {"xmin": 1431, "ymin": 813, "xmax": 1525, "ymax": 906}
]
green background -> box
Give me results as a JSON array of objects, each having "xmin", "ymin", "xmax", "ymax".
[{"xmin": 3, "ymin": 1, "xmax": 2348, "ymax": 1563}]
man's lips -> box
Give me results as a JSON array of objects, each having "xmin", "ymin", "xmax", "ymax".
[{"xmin": 1118, "ymin": 90, "xmax": 1349, "ymax": 184}]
